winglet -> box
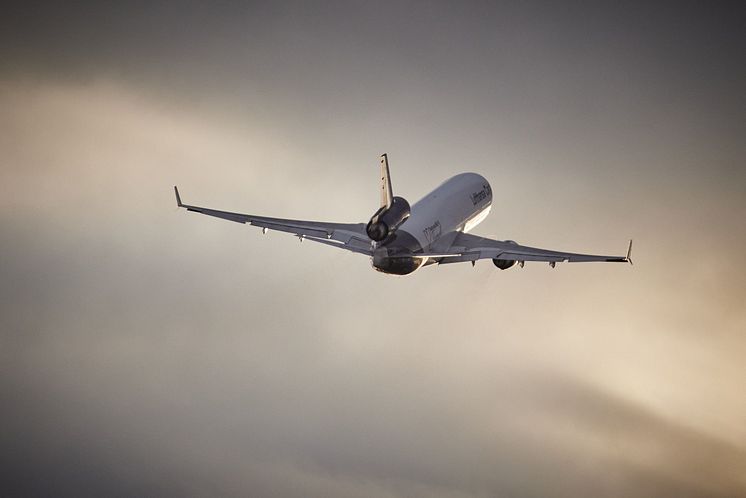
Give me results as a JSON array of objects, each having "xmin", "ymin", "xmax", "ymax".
[
  {"xmin": 625, "ymin": 239, "xmax": 633, "ymax": 265},
  {"xmin": 174, "ymin": 186, "xmax": 183, "ymax": 207}
]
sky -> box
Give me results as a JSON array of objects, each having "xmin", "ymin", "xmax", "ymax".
[{"xmin": 1, "ymin": 1, "xmax": 745, "ymax": 496}]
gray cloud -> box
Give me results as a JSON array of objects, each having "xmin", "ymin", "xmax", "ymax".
[{"xmin": 1, "ymin": 2, "xmax": 745, "ymax": 496}]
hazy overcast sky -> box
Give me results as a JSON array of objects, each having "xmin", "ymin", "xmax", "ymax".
[{"xmin": 1, "ymin": 2, "xmax": 745, "ymax": 497}]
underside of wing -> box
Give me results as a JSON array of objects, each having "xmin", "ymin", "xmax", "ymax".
[
  {"xmin": 434, "ymin": 232, "xmax": 632, "ymax": 265},
  {"xmin": 174, "ymin": 186, "xmax": 372, "ymax": 255}
]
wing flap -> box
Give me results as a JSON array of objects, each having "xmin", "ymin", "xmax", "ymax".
[
  {"xmin": 250, "ymin": 220, "xmax": 331, "ymax": 239},
  {"xmin": 305, "ymin": 236, "xmax": 372, "ymax": 256},
  {"xmin": 436, "ymin": 232, "xmax": 630, "ymax": 265},
  {"xmin": 185, "ymin": 206, "xmax": 250, "ymax": 224},
  {"xmin": 174, "ymin": 186, "xmax": 372, "ymax": 255}
]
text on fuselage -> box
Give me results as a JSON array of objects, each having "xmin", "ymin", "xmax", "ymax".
[
  {"xmin": 470, "ymin": 184, "xmax": 491, "ymax": 206},
  {"xmin": 423, "ymin": 220, "xmax": 442, "ymax": 243}
]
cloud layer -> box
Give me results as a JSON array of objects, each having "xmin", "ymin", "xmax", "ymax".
[{"xmin": 1, "ymin": 3, "xmax": 745, "ymax": 496}]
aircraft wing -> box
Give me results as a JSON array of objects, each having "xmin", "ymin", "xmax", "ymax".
[
  {"xmin": 174, "ymin": 186, "xmax": 372, "ymax": 256},
  {"xmin": 432, "ymin": 232, "xmax": 632, "ymax": 265}
]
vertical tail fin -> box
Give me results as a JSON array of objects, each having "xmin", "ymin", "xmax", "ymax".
[{"xmin": 379, "ymin": 153, "xmax": 393, "ymax": 208}]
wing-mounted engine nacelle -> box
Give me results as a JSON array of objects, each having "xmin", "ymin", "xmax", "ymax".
[
  {"xmin": 493, "ymin": 240, "xmax": 518, "ymax": 270},
  {"xmin": 492, "ymin": 258, "xmax": 516, "ymax": 270},
  {"xmin": 366, "ymin": 196, "xmax": 411, "ymax": 241}
]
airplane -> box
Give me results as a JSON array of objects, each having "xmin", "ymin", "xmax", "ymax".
[{"xmin": 174, "ymin": 154, "xmax": 632, "ymax": 275}]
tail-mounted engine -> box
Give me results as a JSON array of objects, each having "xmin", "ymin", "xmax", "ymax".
[{"xmin": 366, "ymin": 196, "xmax": 411, "ymax": 241}]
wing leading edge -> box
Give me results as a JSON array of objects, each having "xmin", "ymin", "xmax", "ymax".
[
  {"xmin": 174, "ymin": 186, "xmax": 372, "ymax": 255},
  {"xmin": 434, "ymin": 232, "xmax": 632, "ymax": 266}
]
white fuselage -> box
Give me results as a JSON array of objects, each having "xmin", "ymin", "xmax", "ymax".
[{"xmin": 372, "ymin": 173, "xmax": 493, "ymax": 274}]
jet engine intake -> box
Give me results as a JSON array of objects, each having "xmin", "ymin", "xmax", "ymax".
[
  {"xmin": 366, "ymin": 196, "xmax": 411, "ymax": 241},
  {"xmin": 492, "ymin": 258, "xmax": 516, "ymax": 270}
]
